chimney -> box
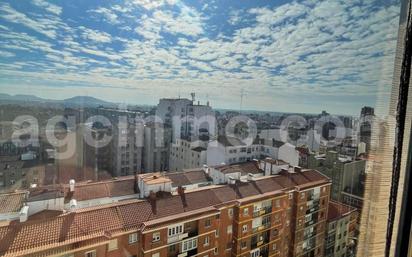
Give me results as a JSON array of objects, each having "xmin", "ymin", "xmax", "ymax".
[
  {"xmin": 133, "ymin": 174, "xmax": 139, "ymax": 194},
  {"xmin": 69, "ymin": 199, "xmax": 77, "ymax": 210},
  {"xmin": 149, "ymin": 191, "xmax": 157, "ymax": 214},
  {"xmin": 69, "ymin": 179, "xmax": 75, "ymax": 192},
  {"xmin": 279, "ymin": 168, "xmax": 289, "ymax": 176},
  {"xmin": 177, "ymin": 186, "xmax": 187, "ymax": 207},
  {"xmin": 19, "ymin": 205, "xmax": 29, "ymax": 222},
  {"xmin": 294, "ymin": 166, "xmax": 302, "ymax": 173}
]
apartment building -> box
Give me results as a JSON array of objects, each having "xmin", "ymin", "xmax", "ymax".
[
  {"xmin": 156, "ymin": 98, "xmax": 216, "ymax": 143},
  {"xmin": 324, "ymin": 202, "xmax": 357, "ymax": 257},
  {"xmin": 307, "ymin": 151, "xmax": 366, "ymax": 202},
  {"xmin": 143, "ymin": 122, "xmax": 171, "ymax": 172},
  {"xmin": 0, "ymin": 156, "xmax": 45, "ymax": 192},
  {"xmin": 169, "ymin": 139, "xmax": 207, "ymax": 171},
  {"xmin": 206, "ymin": 136, "xmax": 300, "ymax": 167},
  {"xmin": 112, "ymin": 118, "xmax": 144, "ymax": 176},
  {"xmin": 0, "ymin": 160, "xmax": 331, "ymax": 257}
]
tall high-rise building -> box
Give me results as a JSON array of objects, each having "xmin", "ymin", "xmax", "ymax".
[
  {"xmin": 308, "ymin": 151, "xmax": 366, "ymax": 202},
  {"xmin": 156, "ymin": 98, "xmax": 216, "ymax": 143},
  {"xmin": 143, "ymin": 122, "xmax": 171, "ymax": 172},
  {"xmin": 360, "ymin": 106, "xmax": 374, "ymax": 117}
]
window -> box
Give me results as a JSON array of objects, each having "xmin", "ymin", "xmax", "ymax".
[
  {"xmin": 228, "ymin": 208, "xmax": 233, "ymax": 218},
  {"xmin": 242, "ymin": 224, "xmax": 248, "ymax": 233},
  {"xmin": 227, "ymin": 225, "xmax": 232, "ymax": 234},
  {"xmin": 251, "ymin": 249, "xmax": 260, "ymax": 257},
  {"xmin": 243, "ymin": 208, "xmax": 249, "ymax": 216},
  {"xmin": 128, "ymin": 233, "xmax": 138, "ymax": 244},
  {"xmin": 204, "ymin": 235, "xmax": 209, "ymax": 246},
  {"xmin": 215, "ymin": 228, "xmax": 219, "ymax": 237},
  {"xmin": 182, "ymin": 238, "xmax": 197, "ymax": 252},
  {"xmin": 214, "ymin": 247, "xmax": 218, "ymax": 255},
  {"xmin": 152, "ymin": 253, "xmax": 159, "ymax": 257},
  {"xmin": 205, "ymin": 219, "xmax": 211, "ymax": 228},
  {"xmin": 107, "ymin": 239, "xmax": 118, "ymax": 251},
  {"xmin": 152, "ymin": 232, "xmax": 160, "ymax": 242},
  {"xmin": 275, "ymin": 199, "xmax": 280, "ymax": 208},
  {"xmin": 85, "ymin": 251, "xmax": 96, "ymax": 257},
  {"xmin": 241, "ymin": 241, "xmax": 247, "ymax": 249},
  {"xmin": 168, "ymin": 224, "xmax": 183, "ymax": 237},
  {"xmin": 169, "ymin": 244, "xmax": 176, "ymax": 252}
]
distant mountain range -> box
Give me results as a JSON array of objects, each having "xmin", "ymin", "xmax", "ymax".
[{"xmin": 0, "ymin": 93, "xmax": 115, "ymax": 107}]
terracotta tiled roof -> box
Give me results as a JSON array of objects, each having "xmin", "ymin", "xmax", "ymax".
[
  {"xmin": 167, "ymin": 173, "xmax": 191, "ymax": 187},
  {"xmin": 262, "ymin": 158, "xmax": 288, "ymax": 165},
  {"xmin": 215, "ymin": 161, "xmax": 262, "ymax": 176},
  {"xmin": 63, "ymin": 177, "xmax": 137, "ymax": 202},
  {"xmin": 327, "ymin": 201, "xmax": 356, "ymax": 222},
  {"xmin": 167, "ymin": 169, "xmax": 210, "ymax": 187},
  {"xmin": 0, "ymin": 192, "xmax": 26, "ymax": 213},
  {"xmin": 0, "ymin": 169, "xmax": 330, "ymax": 256}
]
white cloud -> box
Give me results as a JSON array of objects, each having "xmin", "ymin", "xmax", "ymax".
[
  {"xmin": 0, "ymin": 3, "xmax": 57, "ymax": 38},
  {"xmin": 80, "ymin": 27, "xmax": 112, "ymax": 43},
  {"xmin": 32, "ymin": 0, "xmax": 62, "ymax": 15},
  {"xmin": 0, "ymin": 50, "xmax": 15, "ymax": 57},
  {"xmin": 90, "ymin": 7, "xmax": 119, "ymax": 24},
  {"xmin": 0, "ymin": 0, "xmax": 401, "ymax": 114},
  {"xmin": 129, "ymin": 0, "xmax": 177, "ymax": 10}
]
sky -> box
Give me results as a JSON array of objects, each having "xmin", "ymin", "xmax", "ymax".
[{"xmin": 0, "ymin": 0, "xmax": 401, "ymax": 115}]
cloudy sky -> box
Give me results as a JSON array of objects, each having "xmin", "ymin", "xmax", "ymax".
[{"xmin": 0, "ymin": 0, "xmax": 400, "ymax": 115}]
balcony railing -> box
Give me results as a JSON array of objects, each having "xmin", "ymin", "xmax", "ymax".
[
  {"xmin": 187, "ymin": 229, "xmax": 198, "ymax": 238},
  {"xmin": 251, "ymin": 232, "xmax": 270, "ymax": 249},
  {"xmin": 306, "ymin": 200, "xmax": 320, "ymax": 214},
  {"xmin": 252, "ymin": 222, "xmax": 271, "ymax": 233},
  {"xmin": 167, "ymin": 233, "xmax": 189, "ymax": 244},
  {"xmin": 253, "ymin": 206, "xmax": 272, "ymax": 217},
  {"xmin": 303, "ymin": 230, "xmax": 317, "ymax": 240}
]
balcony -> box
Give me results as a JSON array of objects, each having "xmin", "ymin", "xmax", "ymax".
[
  {"xmin": 306, "ymin": 200, "xmax": 320, "ymax": 214},
  {"xmin": 187, "ymin": 229, "xmax": 198, "ymax": 238},
  {"xmin": 252, "ymin": 222, "xmax": 271, "ymax": 233},
  {"xmin": 303, "ymin": 230, "xmax": 317, "ymax": 240},
  {"xmin": 251, "ymin": 231, "xmax": 270, "ymax": 249},
  {"xmin": 167, "ymin": 232, "xmax": 189, "ymax": 244},
  {"xmin": 253, "ymin": 206, "xmax": 272, "ymax": 217}
]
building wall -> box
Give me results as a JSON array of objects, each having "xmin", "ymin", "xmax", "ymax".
[
  {"xmin": 112, "ymin": 121, "xmax": 143, "ymax": 177},
  {"xmin": 143, "ymin": 125, "xmax": 170, "ymax": 172},
  {"xmin": 27, "ymin": 197, "xmax": 65, "ymax": 215},
  {"xmin": 292, "ymin": 185, "xmax": 330, "ymax": 257},
  {"xmin": 169, "ymin": 139, "xmax": 206, "ymax": 171},
  {"xmin": 9, "ymin": 182, "xmax": 331, "ymax": 257},
  {"xmin": 278, "ymin": 143, "xmax": 299, "ymax": 166},
  {"xmin": 325, "ymin": 215, "xmax": 351, "ymax": 257},
  {"xmin": 206, "ymin": 143, "xmax": 272, "ymax": 166}
]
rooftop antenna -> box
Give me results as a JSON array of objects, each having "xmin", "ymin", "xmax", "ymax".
[
  {"xmin": 240, "ymin": 88, "xmax": 245, "ymax": 114},
  {"xmin": 190, "ymin": 92, "xmax": 196, "ymax": 103}
]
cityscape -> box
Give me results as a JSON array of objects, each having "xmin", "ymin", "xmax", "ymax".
[
  {"xmin": 0, "ymin": 0, "xmax": 406, "ymax": 257},
  {"xmin": 0, "ymin": 94, "xmax": 375, "ymax": 257}
]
